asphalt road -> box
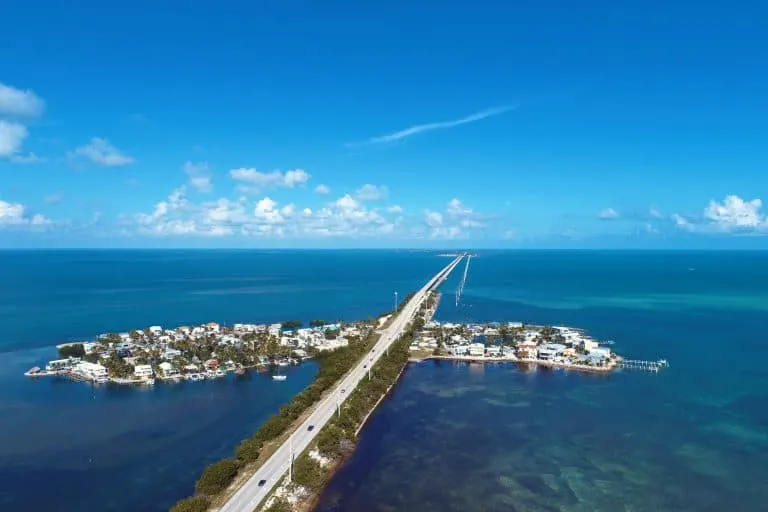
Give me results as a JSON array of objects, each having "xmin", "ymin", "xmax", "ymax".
[{"xmin": 219, "ymin": 253, "xmax": 465, "ymax": 512}]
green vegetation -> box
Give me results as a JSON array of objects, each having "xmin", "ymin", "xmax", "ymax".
[
  {"xmin": 324, "ymin": 328, "xmax": 339, "ymax": 340},
  {"xmin": 169, "ymin": 496, "xmax": 211, "ymax": 512},
  {"xmin": 195, "ymin": 458, "xmax": 240, "ymax": 495},
  {"xmin": 58, "ymin": 343, "xmax": 85, "ymax": 358},
  {"xmin": 309, "ymin": 319, "xmax": 327, "ymax": 327},
  {"xmin": 281, "ymin": 320, "xmax": 302, "ymax": 330},
  {"xmin": 102, "ymin": 353, "xmax": 133, "ymax": 378},
  {"xmin": 263, "ymin": 498, "xmax": 293, "ymax": 512},
  {"xmin": 170, "ymin": 312, "xmax": 388, "ymax": 511},
  {"xmin": 287, "ymin": 302, "xmax": 428, "ymax": 498}
]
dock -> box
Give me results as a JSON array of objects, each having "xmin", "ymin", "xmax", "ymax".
[{"xmin": 618, "ymin": 358, "xmax": 669, "ymax": 372}]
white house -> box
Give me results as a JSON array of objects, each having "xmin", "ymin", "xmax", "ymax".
[
  {"xmin": 76, "ymin": 361, "xmax": 108, "ymax": 379},
  {"xmin": 134, "ymin": 364, "xmax": 153, "ymax": 378},
  {"xmin": 158, "ymin": 361, "xmax": 177, "ymax": 377},
  {"xmin": 449, "ymin": 344, "xmax": 470, "ymax": 356},
  {"xmin": 206, "ymin": 322, "xmax": 220, "ymax": 333},
  {"xmin": 149, "ymin": 326, "xmax": 163, "ymax": 334},
  {"xmin": 486, "ymin": 345, "xmax": 502, "ymax": 356},
  {"xmin": 468, "ymin": 343, "xmax": 485, "ymax": 357}
]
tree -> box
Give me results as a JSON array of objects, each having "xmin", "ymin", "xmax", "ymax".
[
  {"xmin": 58, "ymin": 343, "xmax": 86, "ymax": 359},
  {"xmin": 170, "ymin": 496, "xmax": 211, "ymax": 512},
  {"xmin": 309, "ymin": 319, "xmax": 326, "ymax": 327},
  {"xmin": 281, "ymin": 320, "xmax": 302, "ymax": 330},
  {"xmin": 324, "ymin": 328, "xmax": 339, "ymax": 340},
  {"xmin": 195, "ymin": 458, "xmax": 240, "ymax": 495},
  {"xmin": 235, "ymin": 437, "xmax": 261, "ymax": 463}
]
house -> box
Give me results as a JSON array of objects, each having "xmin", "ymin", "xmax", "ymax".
[
  {"xmin": 517, "ymin": 342, "xmax": 538, "ymax": 360},
  {"xmin": 76, "ymin": 361, "xmax": 108, "ymax": 379},
  {"xmin": 589, "ymin": 347, "xmax": 611, "ymax": 360},
  {"xmin": 164, "ymin": 348, "xmax": 182, "ymax": 359},
  {"xmin": 206, "ymin": 322, "xmax": 220, "ymax": 333},
  {"xmin": 134, "ymin": 364, "xmax": 153, "ymax": 378},
  {"xmin": 149, "ymin": 326, "xmax": 163, "ymax": 335},
  {"xmin": 158, "ymin": 361, "xmax": 178, "ymax": 377},
  {"xmin": 507, "ymin": 322, "xmax": 523, "ymax": 329},
  {"xmin": 582, "ymin": 339, "xmax": 598, "ymax": 352},
  {"xmin": 486, "ymin": 345, "xmax": 502, "ymax": 357},
  {"xmin": 538, "ymin": 343, "xmax": 567, "ymax": 361},
  {"xmin": 468, "ymin": 343, "xmax": 485, "ymax": 357},
  {"xmin": 448, "ymin": 344, "xmax": 470, "ymax": 356}
]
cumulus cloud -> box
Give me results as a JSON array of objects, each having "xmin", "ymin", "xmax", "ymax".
[
  {"xmin": 0, "ymin": 199, "xmax": 51, "ymax": 227},
  {"xmin": 0, "ymin": 82, "xmax": 45, "ymax": 118},
  {"xmin": 230, "ymin": 168, "xmax": 310, "ymax": 192},
  {"xmin": 424, "ymin": 210, "xmax": 443, "ymax": 228},
  {"xmin": 387, "ymin": 204, "xmax": 403, "ymax": 214},
  {"xmin": 355, "ymin": 184, "xmax": 388, "ymax": 201},
  {"xmin": 183, "ymin": 161, "xmax": 212, "ymax": 192},
  {"xmin": 69, "ymin": 138, "xmax": 135, "ymax": 167},
  {"xmin": 315, "ymin": 184, "xmax": 330, "ymax": 194},
  {"xmin": 423, "ymin": 198, "xmax": 488, "ymax": 239},
  {"xmin": 0, "ymin": 121, "xmax": 28, "ymax": 157},
  {"xmin": 704, "ymin": 195, "xmax": 766, "ymax": 231},
  {"xmin": 598, "ymin": 207, "xmax": 620, "ymax": 219},
  {"xmin": 649, "ymin": 207, "xmax": 663, "ymax": 218}
]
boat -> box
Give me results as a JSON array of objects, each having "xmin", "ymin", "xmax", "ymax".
[
  {"xmin": 214, "ymin": 369, "xmax": 225, "ymax": 378},
  {"xmin": 272, "ymin": 374, "xmax": 287, "ymax": 381},
  {"xmin": 234, "ymin": 367, "xmax": 246, "ymax": 376},
  {"xmin": 24, "ymin": 367, "xmax": 42, "ymax": 377}
]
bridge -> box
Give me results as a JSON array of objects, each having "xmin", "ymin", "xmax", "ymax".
[{"xmin": 220, "ymin": 253, "xmax": 466, "ymax": 512}]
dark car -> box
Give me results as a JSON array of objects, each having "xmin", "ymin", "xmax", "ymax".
[
  {"xmin": 308, "ymin": 425, "xmax": 315, "ymax": 431},
  {"xmin": 258, "ymin": 479, "xmax": 267, "ymax": 487},
  {"xmin": 363, "ymin": 364, "xmax": 367, "ymax": 369}
]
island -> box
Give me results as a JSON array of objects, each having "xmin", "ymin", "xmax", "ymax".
[{"xmin": 23, "ymin": 319, "xmax": 376, "ymax": 385}]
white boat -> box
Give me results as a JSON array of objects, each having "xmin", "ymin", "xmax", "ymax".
[
  {"xmin": 272, "ymin": 374, "xmax": 287, "ymax": 381},
  {"xmin": 214, "ymin": 369, "xmax": 225, "ymax": 378}
]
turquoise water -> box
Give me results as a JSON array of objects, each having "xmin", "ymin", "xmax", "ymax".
[
  {"xmin": 0, "ymin": 250, "xmax": 447, "ymax": 511},
  {"xmin": 316, "ymin": 251, "xmax": 768, "ymax": 512}
]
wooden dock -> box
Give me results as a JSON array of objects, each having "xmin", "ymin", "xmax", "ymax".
[{"xmin": 618, "ymin": 358, "xmax": 669, "ymax": 372}]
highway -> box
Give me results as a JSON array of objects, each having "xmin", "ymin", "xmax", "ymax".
[{"xmin": 219, "ymin": 253, "xmax": 466, "ymax": 512}]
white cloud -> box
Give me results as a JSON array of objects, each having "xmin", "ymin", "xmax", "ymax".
[
  {"xmin": 0, "ymin": 82, "xmax": 45, "ymax": 118},
  {"xmin": 355, "ymin": 184, "xmax": 388, "ymax": 201},
  {"xmin": 0, "ymin": 121, "xmax": 28, "ymax": 156},
  {"xmin": 254, "ymin": 197, "xmax": 285, "ymax": 224},
  {"xmin": 349, "ymin": 105, "xmax": 514, "ymax": 146},
  {"xmin": 424, "ymin": 210, "xmax": 443, "ymax": 228},
  {"xmin": 649, "ymin": 207, "xmax": 663, "ymax": 218},
  {"xmin": 10, "ymin": 152, "xmax": 45, "ymax": 164},
  {"xmin": 704, "ymin": 195, "xmax": 766, "ymax": 231},
  {"xmin": 303, "ymin": 208, "xmax": 313, "ymax": 216},
  {"xmin": 0, "ymin": 199, "xmax": 51, "ymax": 227},
  {"xmin": 230, "ymin": 168, "xmax": 310, "ymax": 192},
  {"xmin": 447, "ymin": 198, "xmax": 472, "ymax": 217},
  {"xmin": 598, "ymin": 207, "xmax": 620, "ymax": 219},
  {"xmin": 315, "ymin": 184, "xmax": 331, "ymax": 194},
  {"xmin": 672, "ymin": 213, "xmax": 694, "ymax": 231},
  {"xmin": 387, "ymin": 204, "xmax": 403, "ymax": 214},
  {"xmin": 69, "ymin": 138, "xmax": 134, "ymax": 167},
  {"xmin": 183, "ymin": 161, "xmax": 212, "ymax": 192}
]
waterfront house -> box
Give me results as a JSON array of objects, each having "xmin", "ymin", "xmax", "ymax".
[
  {"xmin": 582, "ymin": 339, "xmax": 598, "ymax": 352},
  {"xmin": 538, "ymin": 343, "xmax": 567, "ymax": 361},
  {"xmin": 206, "ymin": 322, "xmax": 220, "ymax": 333},
  {"xmin": 46, "ymin": 358, "xmax": 80, "ymax": 371},
  {"xmin": 468, "ymin": 343, "xmax": 485, "ymax": 357},
  {"xmin": 507, "ymin": 322, "xmax": 523, "ymax": 328},
  {"xmin": 134, "ymin": 365, "xmax": 153, "ymax": 379},
  {"xmin": 486, "ymin": 345, "xmax": 502, "ymax": 357},
  {"xmin": 516, "ymin": 342, "xmax": 538, "ymax": 360},
  {"xmin": 149, "ymin": 326, "xmax": 163, "ymax": 335},
  {"xmin": 164, "ymin": 348, "xmax": 182, "ymax": 359},
  {"xmin": 76, "ymin": 361, "xmax": 108, "ymax": 380},
  {"xmin": 449, "ymin": 344, "xmax": 470, "ymax": 356},
  {"xmin": 589, "ymin": 346, "xmax": 611, "ymax": 360}
]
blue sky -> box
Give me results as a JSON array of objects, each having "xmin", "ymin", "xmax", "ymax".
[{"xmin": 1, "ymin": 0, "xmax": 767, "ymax": 248}]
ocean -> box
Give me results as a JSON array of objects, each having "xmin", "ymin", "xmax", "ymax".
[
  {"xmin": 0, "ymin": 249, "xmax": 448, "ymax": 511},
  {"xmin": 315, "ymin": 251, "xmax": 768, "ymax": 512}
]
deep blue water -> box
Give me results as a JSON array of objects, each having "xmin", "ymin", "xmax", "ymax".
[
  {"xmin": 316, "ymin": 251, "xmax": 768, "ymax": 512},
  {"xmin": 0, "ymin": 250, "xmax": 448, "ymax": 511}
]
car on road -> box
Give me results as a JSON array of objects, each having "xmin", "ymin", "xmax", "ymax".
[
  {"xmin": 341, "ymin": 388, "xmax": 346, "ymax": 394},
  {"xmin": 308, "ymin": 424, "xmax": 315, "ymax": 431},
  {"xmin": 363, "ymin": 364, "xmax": 367, "ymax": 368},
  {"xmin": 258, "ymin": 479, "xmax": 267, "ymax": 487}
]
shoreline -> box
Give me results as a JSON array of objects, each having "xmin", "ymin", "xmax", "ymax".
[{"xmin": 413, "ymin": 355, "xmax": 617, "ymax": 374}]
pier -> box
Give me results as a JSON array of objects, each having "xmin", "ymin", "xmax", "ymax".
[{"xmin": 618, "ymin": 359, "xmax": 669, "ymax": 372}]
